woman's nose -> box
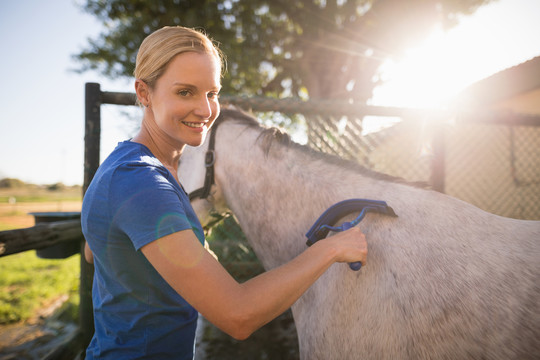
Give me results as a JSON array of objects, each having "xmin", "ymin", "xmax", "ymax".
[{"xmin": 194, "ymin": 96, "xmax": 212, "ymax": 118}]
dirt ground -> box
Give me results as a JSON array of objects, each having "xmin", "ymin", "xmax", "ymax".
[
  {"xmin": 195, "ymin": 311, "xmax": 299, "ymax": 360},
  {"xmin": 0, "ymin": 296, "xmax": 80, "ymax": 360},
  {"xmin": 0, "ymin": 201, "xmax": 83, "ymax": 229}
]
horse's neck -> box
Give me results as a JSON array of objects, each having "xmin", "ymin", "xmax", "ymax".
[{"xmin": 214, "ymin": 122, "xmax": 385, "ymax": 268}]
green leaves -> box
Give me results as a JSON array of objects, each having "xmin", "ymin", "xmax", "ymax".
[{"xmin": 74, "ymin": 0, "xmax": 492, "ymax": 101}]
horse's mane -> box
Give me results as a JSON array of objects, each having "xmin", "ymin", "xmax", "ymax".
[{"xmin": 216, "ymin": 107, "xmax": 427, "ymax": 187}]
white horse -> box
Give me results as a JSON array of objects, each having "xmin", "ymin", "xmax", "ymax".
[{"xmin": 179, "ymin": 108, "xmax": 540, "ymax": 360}]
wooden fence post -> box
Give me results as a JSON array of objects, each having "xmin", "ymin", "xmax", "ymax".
[{"xmin": 80, "ymin": 82, "xmax": 101, "ymax": 349}]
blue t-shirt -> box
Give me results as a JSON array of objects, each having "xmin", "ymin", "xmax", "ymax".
[{"xmin": 81, "ymin": 140, "xmax": 205, "ymax": 359}]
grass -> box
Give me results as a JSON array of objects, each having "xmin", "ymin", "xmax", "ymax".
[
  {"xmin": 0, "ymin": 183, "xmax": 82, "ymax": 324},
  {"xmin": 0, "ymin": 252, "xmax": 80, "ymax": 324},
  {"xmin": 0, "ymin": 185, "xmax": 82, "ymax": 204},
  {"xmin": 0, "ymin": 195, "xmax": 81, "ymax": 203}
]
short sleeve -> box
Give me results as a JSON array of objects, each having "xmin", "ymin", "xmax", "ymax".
[{"xmin": 108, "ymin": 162, "xmax": 193, "ymax": 250}]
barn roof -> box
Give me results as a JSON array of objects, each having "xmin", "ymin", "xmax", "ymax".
[{"xmin": 454, "ymin": 56, "xmax": 540, "ymax": 107}]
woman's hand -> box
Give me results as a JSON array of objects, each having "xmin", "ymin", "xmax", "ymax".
[{"xmin": 320, "ymin": 227, "xmax": 368, "ymax": 266}]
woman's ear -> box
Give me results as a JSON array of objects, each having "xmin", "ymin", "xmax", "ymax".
[{"xmin": 135, "ymin": 79, "xmax": 150, "ymax": 107}]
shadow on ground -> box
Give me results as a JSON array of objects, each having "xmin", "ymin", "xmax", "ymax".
[{"xmin": 195, "ymin": 309, "xmax": 299, "ymax": 360}]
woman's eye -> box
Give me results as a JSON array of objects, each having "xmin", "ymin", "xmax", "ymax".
[
  {"xmin": 208, "ymin": 92, "xmax": 219, "ymax": 99},
  {"xmin": 178, "ymin": 90, "xmax": 191, "ymax": 96}
]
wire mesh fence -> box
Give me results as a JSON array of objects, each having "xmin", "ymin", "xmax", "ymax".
[
  {"xmin": 220, "ymin": 96, "xmax": 540, "ymax": 221},
  {"xmin": 445, "ymin": 122, "xmax": 540, "ymax": 220}
]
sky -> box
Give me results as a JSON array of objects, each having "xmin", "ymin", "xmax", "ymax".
[{"xmin": 0, "ymin": 0, "xmax": 539, "ymax": 186}]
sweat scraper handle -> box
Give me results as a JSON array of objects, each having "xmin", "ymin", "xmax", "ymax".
[{"xmin": 340, "ymin": 221, "xmax": 362, "ymax": 271}]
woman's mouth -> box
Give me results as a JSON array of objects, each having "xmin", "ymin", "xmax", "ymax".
[{"xmin": 182, "ymin": 121, "xmax": 206, "ymax": 129}]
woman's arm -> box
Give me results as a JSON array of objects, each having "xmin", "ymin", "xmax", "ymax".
[{"xmin": 141, "ymin": 227, "xmax": 366, "ymax": 340}]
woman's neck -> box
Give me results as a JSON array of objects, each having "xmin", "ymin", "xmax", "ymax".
[{"xmin": 132, "ymin": 122, "xmax": 184, "ymax": 178}]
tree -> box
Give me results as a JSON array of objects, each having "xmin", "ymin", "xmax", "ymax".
[
  {"xmin": 0, "ymin": 178, "xmax": 26, "ymax": 188},
  {"xmin": 75, "ymin": 0, "xmax": 492, "ymax": 102}
]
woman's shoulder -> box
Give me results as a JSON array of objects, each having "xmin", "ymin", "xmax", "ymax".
[
  {"xmin": 87, "ymin": 141, "xmax": 181, "ymax": 207},
  {"xmin": 89, "ymin": 141, "xmax": 168, "ymax": 191},
  {"xmin": 111, "ymin": 140, "xmax": 157, "ymax": 163},
  {"xmin": 103, "ymin": 141, "xmax": 164, "ymax": 173}
]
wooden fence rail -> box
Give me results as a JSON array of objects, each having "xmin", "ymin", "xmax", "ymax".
[{"xmin": 0, "ymin": 220, "xmax": 83, "ymax": 258}]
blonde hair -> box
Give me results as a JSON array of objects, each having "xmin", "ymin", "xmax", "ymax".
[{"xmin": 134, "ymin": 26, "xmax": 224, "ymax": 89}]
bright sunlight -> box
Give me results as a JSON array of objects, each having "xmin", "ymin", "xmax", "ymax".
[
  {"xmin": 371, "ymin": 0, "xmax": 540, "ymax": 110},
  {"xmin": 373, "ymin": 27, "xmax": 467, "ymax": 109}
]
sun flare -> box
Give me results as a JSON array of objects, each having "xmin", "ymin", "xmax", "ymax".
[
  {"xmin": 372, "ymin": 0, "xmax": 540, "ymax": 110},
  {"xmin": 372, "ymin": 27, "xmax": 473, "ymax": 109}
]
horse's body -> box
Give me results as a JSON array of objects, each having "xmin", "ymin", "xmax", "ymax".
[{"xmin": 179, "ymin": 109, "xmax": 540, "ymax": 359}]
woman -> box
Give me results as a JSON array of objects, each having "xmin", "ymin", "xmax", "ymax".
[{"xmin": 82, "ymin": 26, "xmax": 367, "ymax": 359}]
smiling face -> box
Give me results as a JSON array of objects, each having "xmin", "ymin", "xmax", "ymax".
[{"xmin": 143, "ymin": 51, "xmax": 221, "ymax": 148}]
